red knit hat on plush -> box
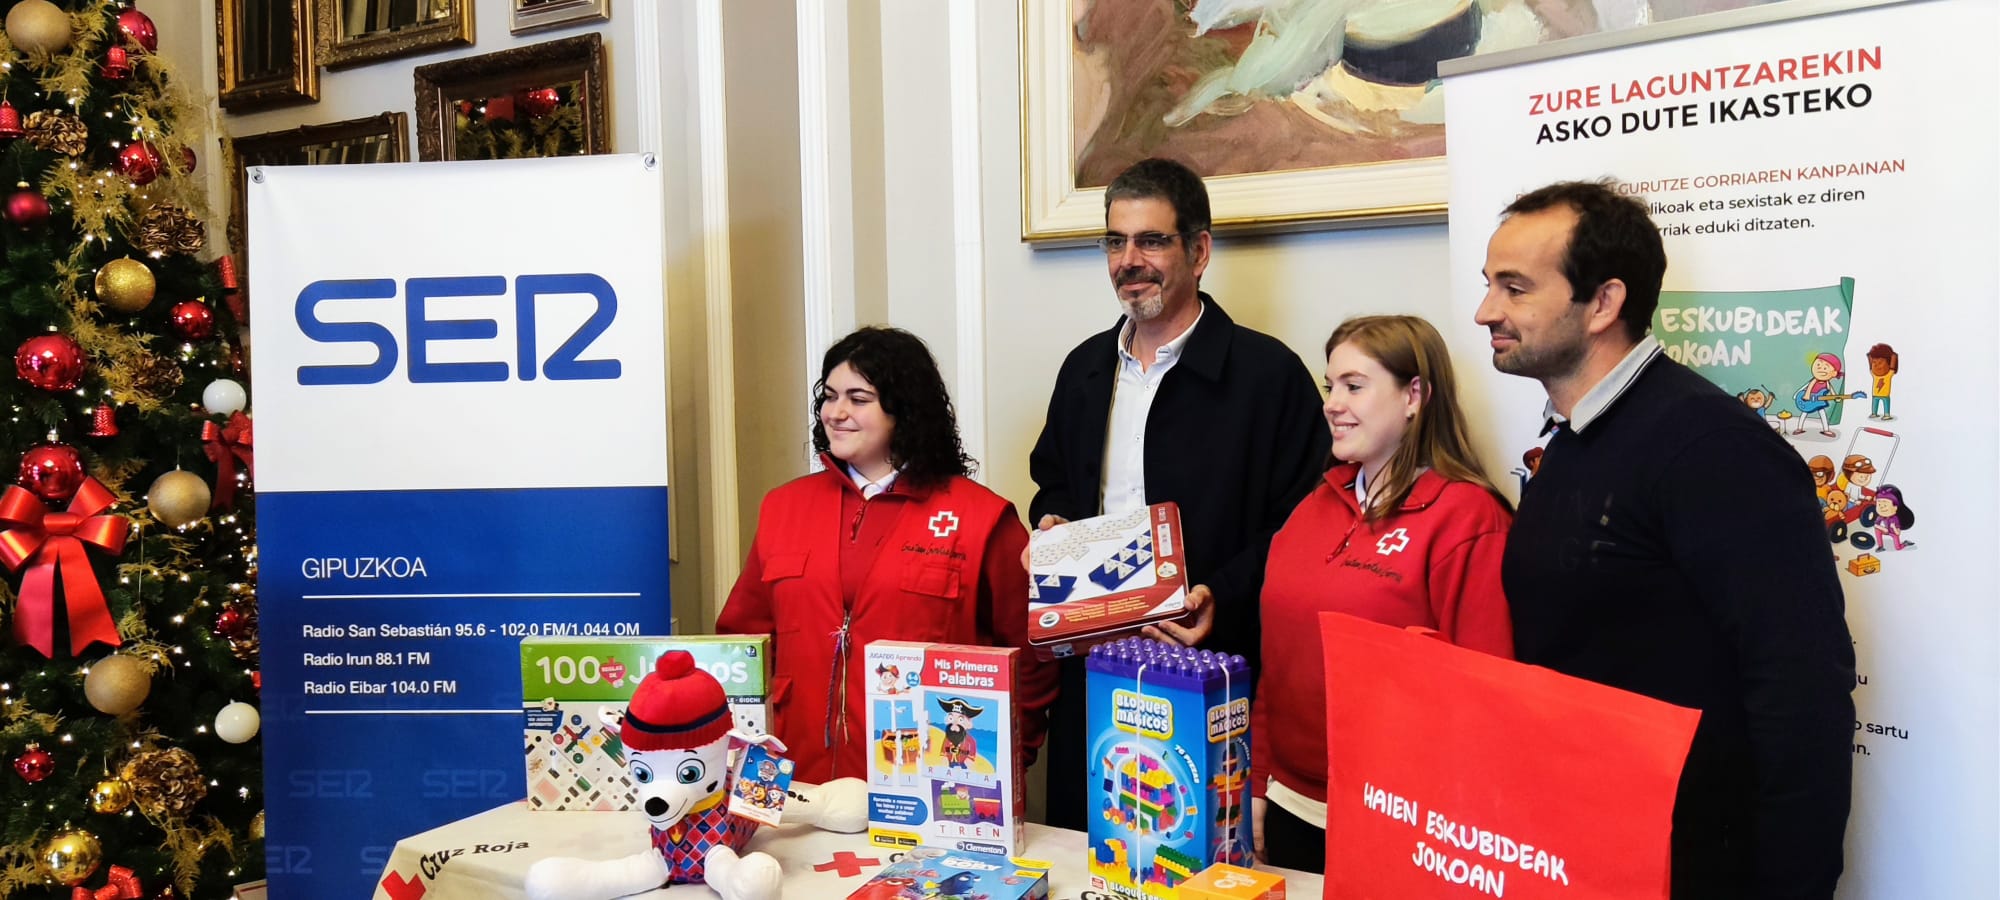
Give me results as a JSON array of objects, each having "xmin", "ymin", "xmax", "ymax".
[{"xmin": 620, "ymin": 651, "xmax": 732, "ymax": 752}]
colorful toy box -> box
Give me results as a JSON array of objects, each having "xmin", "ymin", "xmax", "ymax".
[
  {"xmin": 844, "ymin": 847, "xmax": 1050, "ymax": 900},
  {"xmin": 864, "ymin": 641, "xmax": 1025, "ymax": 855},
  {"xmin": 1086, "ymin": 637, "xmax": 1254, "ymax": 899},
  {"xmin": 1179, "ymin": 864, "xmax": 1286, "ymax": 900},
  {"xmin": 1027, "ymin": 503, "xmax": 1190, "ymax": 658},
  {"xmin": 521, "ymin": 635, "xmax": 769, "ymax": 811}
]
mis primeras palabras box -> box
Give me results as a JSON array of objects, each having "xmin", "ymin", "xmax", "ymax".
[
  {"xmin": 522, "ymin": 635, "xmax": 769, "ymax": 811},
  {"xmin": 864, "ymin": 641, "xmax": 1024, "ymax": 856}
]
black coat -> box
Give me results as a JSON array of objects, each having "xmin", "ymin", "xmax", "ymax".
[{"xmin": 1027, "ymin": 294, "xmax": 1329, "ymax": 663}]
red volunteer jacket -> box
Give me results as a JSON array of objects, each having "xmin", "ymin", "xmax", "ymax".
[
  {"xmin": 716, "ymin": 462, "xmax": 1056, "ymax": 784},
  {"xmin": 1251, "ymin": 464, "xmax": 1514, "ymax": 806}
]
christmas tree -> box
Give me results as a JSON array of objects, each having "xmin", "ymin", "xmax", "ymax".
[{"xmin": 0, "ymin": 1, "xmax": 262, "ymax": 896}]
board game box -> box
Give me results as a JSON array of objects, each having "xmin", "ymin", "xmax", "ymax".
[
  {"xmin": 1027, "ymin": 503, "xmax": 1189, "ymax": 658},
  {"xmin": 864, "ymin": 641, "xmax": 1025, "ymax": 855},
  {"xmin": 844, "ymin": 847, "xmax": 1050, "ymax": 900},
  {"xmin": 521, "ymin": 635, "xmax": 769, "ymax": 811},
  {"xmin": 1085, "ymin": 637, "xmax": 1254, "ymax": 899}
]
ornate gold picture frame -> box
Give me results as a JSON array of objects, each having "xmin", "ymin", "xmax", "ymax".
[
  {"xmin": 218, "ymin": 0, "xmax": 318, "ymax": 111},
  {"xmin": 510, "ymin": 0, "xmax": 610, "ymax": 35},
  {"xmin": 412, "ymin": 33, "xmax": 608, "ymax": 162},
  {"xmin": 316, "ymin": 0, "xmax": 473, "ymax": 70}
]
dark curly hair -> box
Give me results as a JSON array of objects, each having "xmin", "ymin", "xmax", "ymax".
[{"xmin": 811, "ymin": 327, "xmax": 975, "ymax": 487}]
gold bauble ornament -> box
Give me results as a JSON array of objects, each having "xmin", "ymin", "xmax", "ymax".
[
  {"xmin": 83, "ymin": 654, "xmax": 151, "ymax": 715},
  {"xmin": 146, "ymin": 470, "xmax": 211, "ymax": 528},
  {"xmin": 41, "ymin": 828, "xmax": 103, "ymax": 886},
  {"xmin": 5, "ymin": 0, "xmax": 73, "ymax": 55},
  {"xmin": 89, "ymin": 778, "xmax": 134, "ymax": 814},
  {"xmin": 249, "ymin": 810, "xmax": 265, "ymax": 841},
  {"xmin": 94, "ymin": 258, "xmax": 157, "ymax": 314}
]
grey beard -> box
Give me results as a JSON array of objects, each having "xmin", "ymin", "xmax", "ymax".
[{"xmin": 1119, "ymin": 291, "xmax": 1165, "ymax": 323}]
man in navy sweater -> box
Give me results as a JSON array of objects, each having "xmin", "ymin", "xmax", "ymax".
[{"xmin": 1475, "ymin": 180, "xmax": 1854, "ymax": 899}]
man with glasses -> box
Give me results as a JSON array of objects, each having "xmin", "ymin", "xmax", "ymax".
[{"xmin": 1028, "ymin": 157, "xmax": 1328, "ymax": 830}]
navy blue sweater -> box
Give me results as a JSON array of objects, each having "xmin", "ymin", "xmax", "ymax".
[{"xmin": 1506, "ymin": 355, "xmax": 1854, "ymax": 899}]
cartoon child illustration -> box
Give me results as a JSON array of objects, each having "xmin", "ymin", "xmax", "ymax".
[
  {"xmin": 1738, "ymin": 386, "xmax": 1781, "ymax": 430},
  {"xmin": 874, "ymin": 663, "xmax": 903, "ymax": 695},
  {"xmin": 1865, "ymin": 484, "xmax": 1915, "ymax": 550},
  {"xmin": 1866, "ymin": 343, "xmax": 1898, "ymax": 420},
  {"xmin": 1807, "ymin": 455, "xmax": 1837, "ymax": 496},
  {"xmin": 1793, "ymin": 352, "xmax": 1866, "ymax": 437},
  {"xmin": 1839, "ymin": 455, "xmax": 1877, "ymax": 502},
  {"xmin": 936, "ymin": 697, "xmax": 984, "ymax": 772}
]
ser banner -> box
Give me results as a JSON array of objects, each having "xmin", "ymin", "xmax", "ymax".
[
  {"xmin": 249, "ymin": 154, "xmax": 673, "ymax": 900},
  {"xmin": 1443, "ymin": 2, "xmax": 1998, "ymax": 896}
]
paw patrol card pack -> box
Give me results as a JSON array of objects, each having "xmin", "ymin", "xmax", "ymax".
[
  {"xmin": 1027, "ymin": 503, "xmax": 1189, "ymax": 658},
  {"xmin": 521, "ymin": 635, "xmax": 769, "ymax": 811},
  {"xmin": 865, "ymin": 641, "xmax": 1025, "ymax": 856},
  {"xmin": 845, "ymin": 847, "xmax": 1050, "ymax": 900},
  {"xmin": 1085, "ymin": 637, "xmax": 1254, "ymax": 899}
]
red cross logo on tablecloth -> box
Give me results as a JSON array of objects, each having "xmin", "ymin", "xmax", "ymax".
[
  {"xmin": 928, "ymin": 511, "xmax": 960, "ymax": 538},
  {"xmin": 812, "ymin": 850, "xmax": 883, "ymax": 877},
  {"xmin": 379, "ymin": 871, "xmax": 426, "ymax": 900}
]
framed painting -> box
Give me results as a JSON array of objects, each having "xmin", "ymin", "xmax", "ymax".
[
  {"xmin": 510, "ymin": 0, "xmax": 610, "ymax": 35},
  {"xmin": 1021, "ymin": 0, "xmax": 1784, "ymax": 242},
  {"xmin": 217, "ymin": 0, "xmax": 318, "ymax": 111},
  {"xmin": 316, "ymin": 0, "xmax": 473, "ymax": 69},
  {"xmin": 412, "ymin": 33, "xmax": 608, "ymax": 161}
]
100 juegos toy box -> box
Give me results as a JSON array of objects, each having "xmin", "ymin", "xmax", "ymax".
[
  {"xmin": 521, "ymin": 636, "xmax": 770, "ymax": 811},
  {"xmin": 1086, "ymin": 637, "xmax": 1254, "ymax": 899},
  {"xmin": 864, "ymin": 641, "xmax": 1025, "ymax": 856}
]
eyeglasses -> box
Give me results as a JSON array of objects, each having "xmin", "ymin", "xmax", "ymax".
[{"xmin": 1097, "ymin": 231, "xmax": 1187, "ymax": 256}]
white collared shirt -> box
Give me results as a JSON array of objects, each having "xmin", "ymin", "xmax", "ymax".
[
  {"xmin": 1100, "ymin": 304, "xmax": 1205, "ymax": 514},
  {"xmin": 846, "ymin": 464, "xmax": 900, "ymax": 499},
  {"xmin": 1542, "ymin": 335, "xmax": 1664, "ymax": 435}
]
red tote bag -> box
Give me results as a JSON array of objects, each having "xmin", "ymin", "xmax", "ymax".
[{"xmin": 1318, "ymin": 612, "xmax": 1700, "ymax": 900}]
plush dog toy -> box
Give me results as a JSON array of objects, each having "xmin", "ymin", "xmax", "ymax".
[{"xmin": 525, "ymin": 651, "xmax": 868, "ymax": 900}]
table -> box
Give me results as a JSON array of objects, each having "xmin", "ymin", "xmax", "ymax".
[{"xmin": 374, "ymin": 801, "xmax": 1320, "ymax": 899}]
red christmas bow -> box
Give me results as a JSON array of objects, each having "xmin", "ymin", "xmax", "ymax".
[
  {"xmin": 201, "ymin": 413, "xmax": 254, "ymax": 510},
  {"xmin": 72, "ymin": 865, "xmax": 142, "ymax": 900},
  {"xmin": 0, "ymin": 478, "xmax": 129, "ymax": 657}
]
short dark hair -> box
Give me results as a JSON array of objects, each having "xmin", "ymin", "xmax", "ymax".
[
  {"xmin": 811, "ymin": 327, "xmax": 974, "ymax": 487},
  {"xmin": 1503, "ymin": 179, "xmax": 1665, "ymax": 342},
  {"xmin": 1104, "ymin": 158, "xmax": 1212, "ymax": 236}
]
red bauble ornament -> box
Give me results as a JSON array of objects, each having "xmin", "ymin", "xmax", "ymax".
[
  {"xmin": 522, "ymin": 87, "xmax": 560, "ymax": 118},
  {"xmin": 168, "ymin": 300, "xmax": 215, "ymax": 340},
  {"xmin": 12, "ymin": 744, "xmax": 53, "ymax": 783},
  {"xmin": 213, "ymin": 607, "xmax": 245, "ymax": 638},
  {"xmin": 102, "ymin": 44, "xmax": 132, "ymax": 79},
  {"xmin": 6, "ymin": 188, "xmax": 50, "ymax": 228},
  {"xmin": 0, "ymin": 101, "xmax": 22, "ymax": 139},
  {"xmin": 485, "ymin": 94, "xmax": 516, "ymax": 123},
  {"xmin": 117, "ymin": 142, "xmax": 161, "ymax": 186},
  {"xmin": 18, "ymin": 442, "xmax": 85, "ymax": 501},
  {"xmin": 116, "ymin": 7, "xmax": 158, "ymax": 52},
  {"xmin": 176, "ymin": 146, "xmax": 196, "ymax": 174},
  {"xmin": 15, "ymin": 334, "xmax": 87, "ymax": 391}
]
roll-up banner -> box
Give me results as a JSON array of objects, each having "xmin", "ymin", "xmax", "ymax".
[
  {"xmin": 1443, "ymin": 2, "xmax": 1996, "ymax": 895},
  {"xmin": 249, "ymin": 154, "xmax": 674, "ymax": 900}
]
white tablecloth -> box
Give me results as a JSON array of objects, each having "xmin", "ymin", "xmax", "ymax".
[{"xmin": 373, "ymin": 801, "xmax": 1320, "ymax": 899}]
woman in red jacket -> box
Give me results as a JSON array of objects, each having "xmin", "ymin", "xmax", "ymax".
[
  {"xmin": 716, "ymin": 327, "xmax": 1055, "ymax": 784},
  {"xmin": 1251, "ymin": 315, "xmax": 1513, "ymax": 872}
]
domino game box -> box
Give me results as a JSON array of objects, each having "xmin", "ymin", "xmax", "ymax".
[{"xmin": 1027, "ymin": 503, "xmax": 1189, "ymax": 658}]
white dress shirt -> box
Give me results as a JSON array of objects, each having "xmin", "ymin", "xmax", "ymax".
[{"xmin": 1100, "ymin": 305, "xmax": 1204, "ymax": 514}]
